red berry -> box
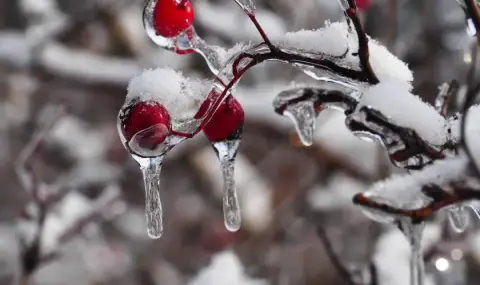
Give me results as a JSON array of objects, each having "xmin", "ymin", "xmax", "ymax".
[
  {"xmin": 120, "ymin": 101, "xmax": 171, "ymax": 150},
  {"xmin": 356, "ymin": 0, "xmax": 371, "ymax": 10},
  {"xmin": 153, "ymin": 0, "xmax": 195, "ymax": 38},
  {"xmin": 195, "ymin": 92, "xmax": 245, "ymax": 142}
]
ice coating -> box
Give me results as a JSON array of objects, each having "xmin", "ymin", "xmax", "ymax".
[
  {"xmin": 126, "ymin": 68, "xmax": 210, "ymax": 120},
  {"xmin": 213, "ymin": 140, "xmax": 242, "ymax": 232},
  {"xmin": 273, "ymin": 21, "xmax": 413, "ymax": 85},
  {"xmin": 136, "ymin": 156, "xmax": 164, "ymax": 239},
  {"xmin": 283, "ymin": 101, "xmax": 316, "ymax": 146},
  {"xmin": 233, "ymin": 0, "xmax": 256, "ymax": 14},
  {"xmin": 399, "ymin": 220, "xmax": 425, "ymax": 285},
  {"xmin": 448, "ymin": 205, "xmax": 470, "ymax": 233}
]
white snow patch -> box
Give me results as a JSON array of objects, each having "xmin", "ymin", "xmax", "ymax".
[
  {"xmin": 360, "ymin": 80, "xmax": 447, "ymax": 146},
  {"xmin": 274, "ymin": 21, "xmax": 413, "ymax": 84},
  {"xmin": 188, "ymin": 250, "xmax": 269, "ymax": 285},
  {"xmin": 126, "ymin": 68, "xmax": 210, "ymax": 120},
  {"xmin": 364, "ymin": 155, "xmax": 468, "ymax": 209}
]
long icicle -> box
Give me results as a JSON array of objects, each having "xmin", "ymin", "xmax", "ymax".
[{"xmin": 138, "ymin": 156, "xmax": 164, "ymax": 239}]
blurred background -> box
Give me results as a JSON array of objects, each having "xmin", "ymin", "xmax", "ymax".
[{"xmin": 1, "ymin": 0, "xmax": 480, "ymax": 284}]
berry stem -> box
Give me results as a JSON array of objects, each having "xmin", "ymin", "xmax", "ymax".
[
  {"xmin": 247, "ymin": 14, "xmax": 275, "ymax": 51},
  {"xmin": 177, "ymin": 0, "xmax": 188, "ymax": 8}
]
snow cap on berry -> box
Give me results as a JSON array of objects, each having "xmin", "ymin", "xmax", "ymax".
[{"xmin": 126, "ymin": 68, "xmax": 210, "ymax": 120}]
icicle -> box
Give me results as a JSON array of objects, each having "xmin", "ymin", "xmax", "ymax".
[
  {"xmin": 283, "ymin": 101, "xmax": 316, "ymax": 146},
  {"xmin": 398, "ymin": 219, "xmax": 425, "ymax": 285},
  {"xmin": 212, "ymin": 139, "xmax": 242, "ymax": 232},
  {"xmin": 135, "ymin": 155, "xmax": 164, "ymax": 239},
  {"xmin": 466, "ymin": 202, "xmax": 480, "ymax": 220},
  {"xmin": 447, "ymin": 205, "xmax": 470, "ymax": 233}
]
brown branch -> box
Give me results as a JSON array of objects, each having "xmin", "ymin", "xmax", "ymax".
[
  {"xmin": 316, "ymin": 225, "xmax": 359, "ymax": 285},
  {"xmin": 16, "ymin": 105, "xmax": 65, "ymax": 197},
  {"xmin": 345, "ymin": 0, "xmax": 379, "ymax": 84},
  {"xmin": 353, "ymin": 186, "xmax": 480, "ymax": 224}
]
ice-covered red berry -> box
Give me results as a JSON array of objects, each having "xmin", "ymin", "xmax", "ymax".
[
  {"xmin": 195, "ymin": 91, "xmax": 245, "ymax": 142},
  {"xmin": 153, "ymin": 0, "xmax": 195, "ymax": 38},
  {"xmin": 120, "ymin": 101, "xmax": 171, "ymax": 150}
]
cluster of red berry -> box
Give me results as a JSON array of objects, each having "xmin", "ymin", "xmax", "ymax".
[{"xmin": 121, "ymin": 0, "xmax": 245, "ymax": 152}]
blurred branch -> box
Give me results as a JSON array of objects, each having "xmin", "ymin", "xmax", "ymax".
[{"xmin": 353, "ymin": 184, "xmax": 480, "ymax": 224}]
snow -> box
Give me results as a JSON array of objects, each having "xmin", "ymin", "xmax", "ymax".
[
  {"xmin": 273, "ymin": 21, "xmax": 413, "ymax": 85},
  {"xmin": 360, "ymin": 80, "xmax": 447, "ymax": 146},
  {"xmin": 363, "ymin": 155, "xmax": 468, "ymax": 209},
  {"xmin": 39, "ymin": 42, "xmax": 143, "ymax": 85},
  {"xmin": 187, "ymin": 250, "xmax": 269, "ymax": 285},
  {"xmin": 126, "ymin": 68, "xmax": 210, "ymax": 120},
  {"xmin": 308, "ymin": 174, "xmax": 368, "ymax": 210},
  {"xmin": 40, "ymin": 192, "xmax": 93, "ymax": 254}
]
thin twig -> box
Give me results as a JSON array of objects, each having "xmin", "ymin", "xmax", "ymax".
[
  {"xmin": 316, "ymin": 225, "xmax": 358, "ymax": 285},
  {"xmin": 345, "ymin": 0, "xmax": 379, "ymax": 84}
]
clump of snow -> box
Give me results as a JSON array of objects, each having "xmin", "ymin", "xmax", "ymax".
[
  {"xmin": 126, "ymin": 68, "xmax": 211, "ymax": 120},
  {"xmin": 363, "ymin": 155, "xmax": 467, "ymax": 209},
  {"xmin": 359, "ymin": 80, "xmax": 448, "ymax": 146},
  {"xmin": 187, "ymin": 250, "xmax": 269, "ymax": 285},
  {"xmin": 274, "ymin": 21, "xmax": 413, "ymax": 85}
]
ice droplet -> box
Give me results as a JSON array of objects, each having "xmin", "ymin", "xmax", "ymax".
[
  {"xmin": 447, "ymin": 206, "xmax": 470, "ymax": 233},
  {"xmin": 233, "ymin": 0, "xmax": 256, "ymax": 15},
  {"xmin": 283, "ymin": 101, "xmax": 316, "ymax": 146},
  {"xmin": 135, "ymin": 155, "xmax": 164, "ymax": 239},
  {"xmin": 399, "ymin": 219, "xmax": 425, "ymax": 285},
  {"xmin": 212, "ymin": 139, "xmax": 242, "ymax": 232}
]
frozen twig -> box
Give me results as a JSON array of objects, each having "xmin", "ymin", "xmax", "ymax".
[
  {"xmin": 434, "ymin": 81, "xmax": 459, "ymax": 117},
  {"xmin": 354, "ymin": 184, "xmax": 480, "ymax": 224},
  {"xmin": 344, "ymin": 0, "xmax": 379, "ymax": 84},
  {"xmin": 16, "ymin": 105, "xmax": 65, "ymax": 196}
]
